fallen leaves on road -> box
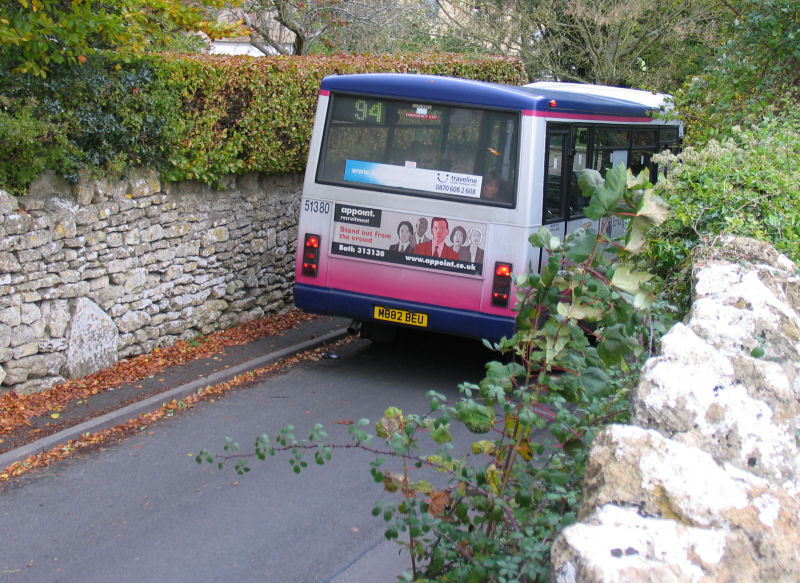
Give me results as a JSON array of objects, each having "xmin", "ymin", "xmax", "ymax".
[
  {"xmin": 0, "ymin": 334, "xmax": 356, "ymax": 483},
  {"xmin": 0, "ymin": 310, "xmax": 316, "ymax": 436}
]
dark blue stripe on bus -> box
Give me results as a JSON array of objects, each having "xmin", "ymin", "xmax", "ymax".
[
  {"xmin": 294, "ymin": 283, "xmax": 515, "ymax": 342},
  {"xmin": 319, "ymin": 74, "xmax": 659, "ymax": 119}
]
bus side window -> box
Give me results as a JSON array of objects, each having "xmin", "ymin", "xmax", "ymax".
[
  {"xmin": 568, "ymin": 127, "xmax": 590, "ymax": 218},
  {"xmin": 631, "ymin": 129, "xmax": 658, "ymax": 182},
  {"xmin": 444, "ymin": 109, "xmax": 482, "ymax": 174},
  {"xmin": 593, "ymin": 128, "xmax": 630, "ymax": 176},
  {"xmin": 480, "ymin": 114, "xmax": 517, "ymax": 205},
  {"xmin": 544, "ymin": 131, "xmax": 566, "ymax": 221},
  {"xmin": 319, "ymin": 124, "xmax": 390, "ymax": 181}
]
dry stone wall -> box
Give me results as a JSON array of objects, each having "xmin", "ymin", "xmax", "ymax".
[
  {"xmin": 550, "ymin": 238, "xmax": 800, "ymax": 582},
  {"xmin": 0, "ymin": 169, "xmax": 301, "ymax": 395}
]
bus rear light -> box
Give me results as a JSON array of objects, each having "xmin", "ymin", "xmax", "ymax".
[
  {"xmin": 302, "ymin": 233, "xmax": 320, "ymax": 276},
  {"xmin": 491, "ymin": 262, "xmax": 512, "ymax": 307}
]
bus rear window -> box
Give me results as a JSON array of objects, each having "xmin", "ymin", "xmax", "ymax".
[{"xmin": 317, "ymin": 93, "xmax": 518, "ymax": 207}]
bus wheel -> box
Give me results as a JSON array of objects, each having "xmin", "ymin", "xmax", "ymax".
[{"xmin": 359, "ymin": 321, "xmax": 398, "ymax": 345}]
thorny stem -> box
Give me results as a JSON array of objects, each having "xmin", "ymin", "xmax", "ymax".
[{"xmin": 402, "ymin": 452, "xmax": 418, "ymax": 579}]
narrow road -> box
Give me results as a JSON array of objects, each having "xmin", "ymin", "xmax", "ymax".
[{"xmin": 1, "ymin": 331, "xmax": 496, "ymax": 582}]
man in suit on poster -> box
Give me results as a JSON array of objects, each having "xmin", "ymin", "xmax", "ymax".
[
  {"xmin": 389, "ymin": 220, "xmax": 415, "ymax": 252},
  {"xmin": 413, "ymin": 217, "xmax": 459, "ymax": 260},
  {"xmin": 414, "ymin": 217, "xmax": 431, "ymax": 246}
]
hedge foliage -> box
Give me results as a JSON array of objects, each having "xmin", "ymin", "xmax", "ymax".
[
  {"xmin": 647, "ymin": 112, "xmax": 800, "ymax": 308},
  {"xmin": 0, "ymin": 52, "xmax": 527, "ymax": 194}
]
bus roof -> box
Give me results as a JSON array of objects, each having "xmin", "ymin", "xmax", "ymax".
[{"xmin": 319, "ymin": 73, "xmax": 670, "ymax": 120}]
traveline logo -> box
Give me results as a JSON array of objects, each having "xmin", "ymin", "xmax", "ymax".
[{"xmin": 451, "ymin": 175, "xmax": 479, "ymax": 186}]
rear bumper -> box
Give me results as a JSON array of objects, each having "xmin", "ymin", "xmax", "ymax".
[{"xmin": 294, "ymin": 283, "xmax": 515, "ymax": 342}]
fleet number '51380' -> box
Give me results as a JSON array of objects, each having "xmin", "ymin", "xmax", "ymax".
[{"xmin": 304, "ymin": 200, "xmax": 331, "ymax": 213}]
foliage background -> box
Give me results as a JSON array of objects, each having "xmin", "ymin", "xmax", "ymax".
[
  {"xmin": 0, "ymin": 52, "xmax": 525, "ymax": 194},
  {"xmin": 650, "ymin": 0, "xmax": 800, "ymax": 310}
]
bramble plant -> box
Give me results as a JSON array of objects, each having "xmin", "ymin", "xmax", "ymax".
[{"xmin": 198, "ymin": 163, "xmax": 669, "ymax": 581}]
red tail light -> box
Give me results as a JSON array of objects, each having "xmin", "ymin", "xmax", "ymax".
[
  {"xmin": 491, "ymin": 261, "xmax": 512, "ymax": 307},
  {"xmin": 302, "ymin": 233, "xmax": 320, "ymax": 276}
]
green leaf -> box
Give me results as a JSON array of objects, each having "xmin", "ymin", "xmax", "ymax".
[
  {"xmin": 556, "ymin": 301, "xmax": 603, "ymax": 321},
  {"xmin": 577, "ymin": 167, "xmax": 604, "ymax": 195},
  {"xmin": 579, "ymin": 366, "xmax": 612, "ymax": 398},
  {"xmin": 565, "ymin": 229, "xmax": 598, "ymax": 263},
  {"xmin": 455, "ymin": 401, "xmax": 496, "ymax": 433},
  {"xmin": 471, "ymin": 440, "xmax": 497, "ymax": 455},
  {"xmin": 581, "ymin": 165, "xmax": 626, "ymax": 219},
  {"xmin": 480, "ymin": 360, "xmax": 524, "ymax": 396},
  {"xmin": 624, "ymin": 217, "xmax": 649, "ymax": 253},
  {"xmin": 529, "ymin": 226, "xmax": 559, "ymax": 250},
  {"xmin": 429, "ymin": 422, "xmax": 452, "ymax": 444},
  {"xmin": 634, "ymin": 189, "xmax": 670, "ymax": 226},
  {"xmin": 597, "ymin": 324, "xmax": 633, "ymax": 365},
  {"xmin": 611, "ymin": 266, "xmax": 654, "ymax": 295},
  {"xmin": 633, "ymin": 290, "xmax": 655, "ymax": 309}
]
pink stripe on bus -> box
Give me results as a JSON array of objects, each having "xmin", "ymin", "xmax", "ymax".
[
  {"xmin": 320, "ymin": 90, "xmax": 330, "ymax": 97},
  {"xmin": 331, "ymin": 260, "xmax": 481, "ymax": 310},
  {"xmin": 530, "ymin": 110, "xmax": 656, "ymax": 123}
]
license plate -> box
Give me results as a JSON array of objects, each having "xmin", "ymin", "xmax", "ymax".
[{"xmin": 373, "ymin": 305, "xmax": 428, "ymax": 327}]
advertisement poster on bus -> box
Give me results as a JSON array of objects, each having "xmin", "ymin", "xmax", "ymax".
[{"xmin": 330, "ymin": 203, "xmax": 486, "ymax": 276}]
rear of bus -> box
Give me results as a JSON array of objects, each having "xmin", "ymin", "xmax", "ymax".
[{"xmin": 293, "ymin": 74, "xmax": 542, "ymax": 342}]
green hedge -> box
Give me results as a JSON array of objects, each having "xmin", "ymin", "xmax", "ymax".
[
  {"xmin": 647, "ymin": 112, "xmax": 800, "ymax": 309},
  {"xmin": 0, "ymin": 53, "xmax": 526, "ymax": 194}
]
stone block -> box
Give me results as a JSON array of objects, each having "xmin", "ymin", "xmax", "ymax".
[
  {"xmin": 42, "ymin": 299, "xmax": 71, "ymax": 337},
  {"xmin": 0, "ymin": 251, "xmax": 22, "ymax": 272},
  {"xmin": 65, "ymin": 297, "xmax": 119, "ymax": 379},
  {"xmin": 20, "ymin": 302, "xmax": 41, "ymax": 325},
  {"xmin": 558, "ymin": 424, "xmax": 800, "ymax": 582},
  {"xmin": 117, "ymin": 310, "xmax": 151, "ymax": 333},
  {"xmin": 127, "ymin": 167, "xmax": 161, "ymax": 198},
  {"xmin": 3, "ymin": 352, "xmax": 65, "ymax": 386},
  {"xmin": 551, "ymin": 505, "xmax": 728, "ymax": 583},
  {"xmin": 0, "ymin": 307, "xmax": 21, "ymax": 327},
  {"xmin": 13, "ymin": 375, "xmax": 65, "ymax": 395},
  {"xmin": 3, "ymin": 212, "xmax": 33, "ymax": 235},
  {"xmin": 0, "ymin": 189, "xmax": 19, "ymax": 214},
  {"xmin": 26, "ymin": 170, "xmax": 71, "ymax": 199}
]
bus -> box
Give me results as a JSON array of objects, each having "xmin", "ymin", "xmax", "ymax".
[{"xmin": 293, "ymin": 74, "xmax": 680, "ymax": 343}]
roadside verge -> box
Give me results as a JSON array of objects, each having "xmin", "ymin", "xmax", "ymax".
[{"xmin": 0, "ymin": 317, "xmax": 350, "ymax": 473}]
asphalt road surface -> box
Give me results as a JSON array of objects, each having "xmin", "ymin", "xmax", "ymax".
[{"xmin": 0, "ymin": 331, "xmax": 497, "ymax": 583}]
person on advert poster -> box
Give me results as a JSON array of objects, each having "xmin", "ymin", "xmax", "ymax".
[
  {"xmin": 413, "ymin": 217, "xmax": 458, "ymax": 259},
  {"xmin": 389, "ymin": 220, "xmax": 415, "ymax": 252},
  {"xmin": 462, "ymin": 226, "xmax": 485, "ymax": 263},
  {"xmin": 414, "ymin": 217, "xmax": 430, "ymax": 245}
]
